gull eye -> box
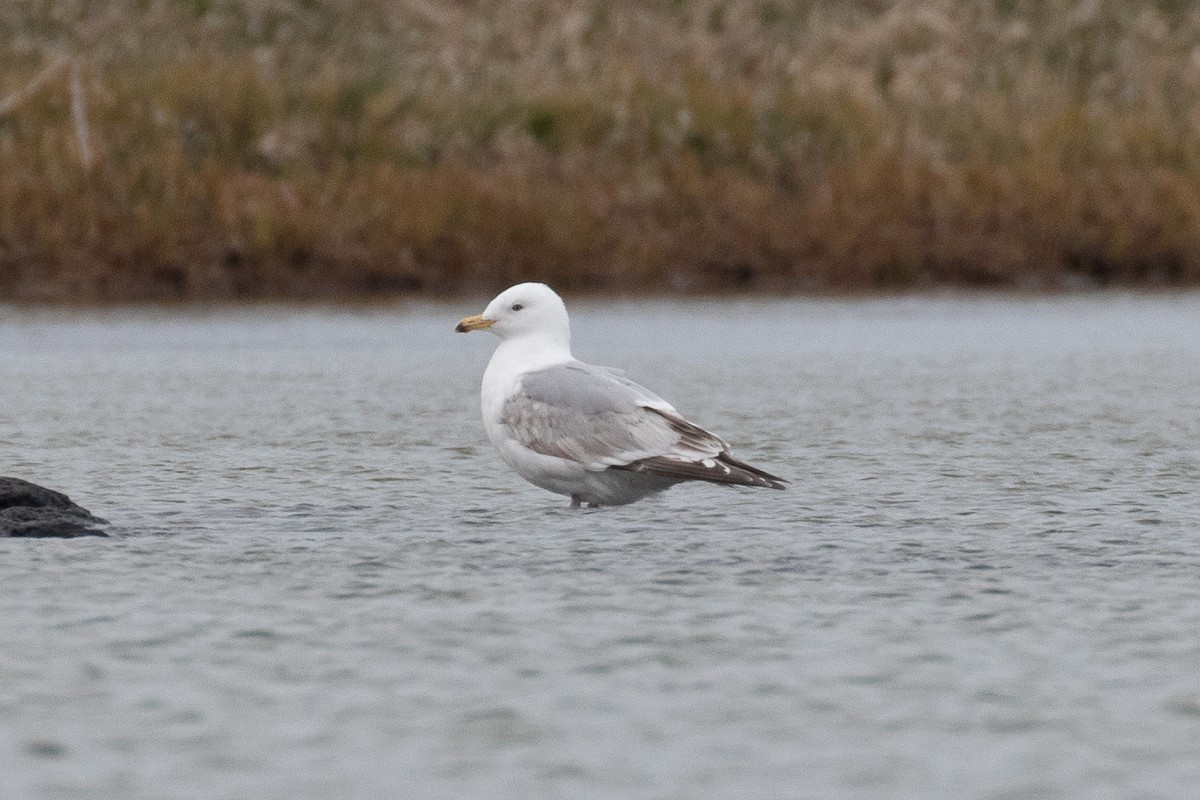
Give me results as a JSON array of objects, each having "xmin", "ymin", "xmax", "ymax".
[{"xmin": 511, "ymin": 303, "xmax": 524, "ymax": 311}]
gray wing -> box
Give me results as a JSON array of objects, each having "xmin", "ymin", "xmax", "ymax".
[{"xmin": 500, "ymin": 362, "xmax": 728, "ymax": 470}]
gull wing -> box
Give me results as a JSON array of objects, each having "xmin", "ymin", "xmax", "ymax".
[{"xmin": 501, "ymin": 362, "xmax": 786, "ymax": 488}]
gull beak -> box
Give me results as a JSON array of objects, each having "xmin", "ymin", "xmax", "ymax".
[{"xmin": 455, "ymin": 314, "xmax": 494, "ymax": 333}]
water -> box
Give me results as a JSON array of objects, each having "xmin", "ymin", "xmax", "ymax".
[{"xmin": 2, "ymin": 293, "xmax": 1199, "ymax": 800}]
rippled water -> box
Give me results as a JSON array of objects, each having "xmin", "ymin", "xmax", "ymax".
[{"xmin": 2, "ymin": 294, "xmax": 1199, "ymax": 799}]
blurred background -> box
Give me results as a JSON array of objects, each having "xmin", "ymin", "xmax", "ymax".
[{"xmin": 2, "ymin": 0, "xmax": 1199, "ymax": 301}]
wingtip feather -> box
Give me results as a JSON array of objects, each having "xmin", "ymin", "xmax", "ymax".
[{"xmin": 615, "ymin": 453, "xmax": 787, "ymax": 489}]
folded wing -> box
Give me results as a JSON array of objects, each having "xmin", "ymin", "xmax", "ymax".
[{"xmin": 501, "ymin": 362, "xmax": 786, "ymax": 489}]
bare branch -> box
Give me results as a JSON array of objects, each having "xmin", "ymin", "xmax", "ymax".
[
  {"xmin": 0, "ymin": 54, "xmax": 70, "ymax": 117},
  {"xmin": 70, "ymin": 60, "xmax": 93, "ymax": 170}
]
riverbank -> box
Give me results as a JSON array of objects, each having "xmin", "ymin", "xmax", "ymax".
[{"xmin": 2, "ymin": 1, "xmax": 1198, "ymax": 301}]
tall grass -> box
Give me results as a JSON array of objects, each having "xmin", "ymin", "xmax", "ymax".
[{"xmin": 1, "ymin": 0, "xmax": 1199, "ymax": 300}]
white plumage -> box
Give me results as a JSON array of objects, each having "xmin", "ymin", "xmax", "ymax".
[{"xmin": 456, "ymin": 283, "xmax": 786, "ymax": 507}]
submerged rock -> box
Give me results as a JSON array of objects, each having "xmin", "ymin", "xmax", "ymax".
[{"xmin": 0, "ymin": 477, "xmax": 108, "ymax": 538}]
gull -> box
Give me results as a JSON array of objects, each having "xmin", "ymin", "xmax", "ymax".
[{"xmin": 456, "ymin": 282, "xmax": 786, "ymax": 507}]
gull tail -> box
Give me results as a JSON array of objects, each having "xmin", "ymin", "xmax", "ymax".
[{"xmin": 615, "ymin": 453, "xmax": 787, "ymax": 490}]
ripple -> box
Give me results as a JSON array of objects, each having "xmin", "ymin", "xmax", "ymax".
[{"xmin": 4, "ymin": 296, "xmax": 1200, "ymax": 799}]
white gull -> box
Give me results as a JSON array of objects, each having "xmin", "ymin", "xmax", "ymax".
[{"xmin": 456, "ymin": 282, "xmax": 786, "ymax": 507}]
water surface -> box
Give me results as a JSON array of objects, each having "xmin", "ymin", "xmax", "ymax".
[{"xmin": 2, "ymin": 294, "xmax": 1199, "ymax": 799}]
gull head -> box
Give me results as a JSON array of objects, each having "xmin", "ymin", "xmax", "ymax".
[{"xmin": 456, "ymin": 282, "xmax": 570, "ymax": 344}]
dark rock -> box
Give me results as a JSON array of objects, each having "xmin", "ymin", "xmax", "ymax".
[{"xmin": 0, "ymin": 477, "xmax": 108, "ymax": 538}]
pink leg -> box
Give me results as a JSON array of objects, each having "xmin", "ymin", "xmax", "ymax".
[{"xmin": 570, "ymin": 495, "xmax": 582, "ymax": 508}]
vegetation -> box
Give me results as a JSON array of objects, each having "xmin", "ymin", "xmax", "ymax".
[{"xmin": 1, "ymin": 0, "xmax": 1199, "ymax": 300}]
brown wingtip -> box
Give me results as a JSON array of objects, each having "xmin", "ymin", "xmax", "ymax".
[{"xmin": 615, "ymin": 454, "xmax": 787, "ymax": 489}]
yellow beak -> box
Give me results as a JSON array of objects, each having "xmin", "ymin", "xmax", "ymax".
[{"xmin": 455, "ymin": 314, "xmax": 494, "ymax": 333}]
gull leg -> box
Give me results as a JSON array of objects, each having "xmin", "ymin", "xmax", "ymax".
[
  {"xmin": 586, "ymin": 502, "xmax": 600, "ymax": 508},
  {"xmin": 570, "ymin": 495, "xmax": 582, "ymax": 509}
]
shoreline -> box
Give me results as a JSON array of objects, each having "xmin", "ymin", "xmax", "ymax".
[{"xmin": 3, "ymin": 282, "xmax": 1198, "ymax": 313}]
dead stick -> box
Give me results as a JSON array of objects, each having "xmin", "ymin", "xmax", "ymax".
[
  {"xmin": 0, "ymin": 54, "xmax": 69, "ymax": 117},
  {"xmin": 70, "ymin": 59, "xmax": 93, "ymax": 170}
]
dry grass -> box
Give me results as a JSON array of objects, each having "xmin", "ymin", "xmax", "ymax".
[{"xmin": 1, "ymin": 0, "xmax": 1200, "ymax": 300}]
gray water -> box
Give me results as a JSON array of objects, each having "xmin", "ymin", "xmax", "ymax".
[{"xmin": 2, "ymin": 293, "xmax": 1199, "ymax": 800}]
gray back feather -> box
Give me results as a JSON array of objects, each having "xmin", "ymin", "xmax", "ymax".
[
  {"xmin": 502, "ymin": 362, "xmax": 726, "ymax": 468},
  {"xmin": 518, "ymin": 362, "xmax": 664, "ymax": 414}
]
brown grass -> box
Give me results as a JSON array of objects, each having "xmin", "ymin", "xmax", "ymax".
[{"xmin": 2, "ymin": 0, "xmax": 1200, "ymax": 300}]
